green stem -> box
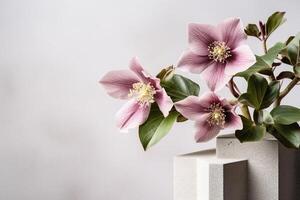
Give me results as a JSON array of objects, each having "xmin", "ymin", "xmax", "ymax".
[
  {"xmin": 240, "ymin": 104, "xmax": 251, "ymax": 120},
  {"xmin": 263, "ymin": 39, "xmax": 268, "ymax": 54},
  {"xmin": 275, "ymin": 77, "xmax": 300, "ymax": 106},
  {"xmin": 262, "ymin": 38, "xmax": 276, "ymax": 81}
]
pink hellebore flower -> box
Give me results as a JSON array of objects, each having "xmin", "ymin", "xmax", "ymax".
[
  {"xmin": 175, "ymin": 92, "xmax": 242, "ymax": 142},
  {"xmin": 177, "ymin": 18, "xmax": 256, "ymax": 91},
  {"xmin": 99, "ymin": 57, "xmax": 173, "ymax": 132}
]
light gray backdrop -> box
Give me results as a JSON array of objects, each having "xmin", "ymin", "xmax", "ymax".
[{"xmin": 0, "ymin": 0, "xmax": 299, "ymax": 199}]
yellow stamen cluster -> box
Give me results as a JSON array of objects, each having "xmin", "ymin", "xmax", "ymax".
[
  {"xmin": 208, "ymin": 41, "xmax": 231, "ymax": 63},
  {"xmin": 128, "ymin": 82, "xmax": 156, "ymax": 105},
  {"xmin": 206, "ymin": 103, "xmax": 226, "ymax": 127}
]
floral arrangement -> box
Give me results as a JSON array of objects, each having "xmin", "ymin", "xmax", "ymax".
[{"xmin": 99, "ymin": 12, "xmax": 300, "ymax": 150}]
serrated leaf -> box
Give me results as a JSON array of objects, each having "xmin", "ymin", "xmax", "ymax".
[
  {"xmin": 236, "ymin": 42, "xmax": 285, "ymax": 79},
  {"xmin": 161, "ymin": 74, "xmax": 200, "ymax": 102},
  {"xmin": 266, "ymin": 11, "xmax": 286, "ymax": 37},
  {"xmin": 238, "ymin": 74, "xmax": 280, "ymax": 110},
  {"xmin": 271, "ymin": 105, "xmax": 300, "ymax": 125},
  {"xmin": 235, "ymin": 116, "xmax": 266, "ymax": 142},
  {"xmin": 139, "ymin": 104, "xmax": 179, "ymax": 150},
  {"xmin": 268, "ymin": 123, "xmax": 300, "ymax": 148}
]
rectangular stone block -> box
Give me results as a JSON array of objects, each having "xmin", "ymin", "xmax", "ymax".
[
  {"xmin": 174, "ymin": 149, "xmax": 247, "ymax": 200},
  {"xmin": 217, "ymin": 134, "xmax": 300, "ymax": 200}
]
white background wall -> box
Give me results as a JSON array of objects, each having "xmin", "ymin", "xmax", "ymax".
[{"xmin": 0, "ymin": 0, "xmax": 299, "ymax": 199}]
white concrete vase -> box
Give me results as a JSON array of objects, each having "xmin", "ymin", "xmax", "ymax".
[{"xmin": 174, "ymin": 134, "xmax": 300, "ymax": 200}]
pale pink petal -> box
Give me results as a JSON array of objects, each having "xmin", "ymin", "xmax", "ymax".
[
  {"xmin": 188, "ymin": 23, "xmax": 220, "ymax": 55},
  {"xmin": 224, "ymin": 112, "xmax": 243, "ymax": 130},
  {"xmin": 199, "ymin": 92, "xmax": 222, "ymax": 107},
  {"xmin": 129, "ymin": 57, "xmax": 149, "ymax": 83},
  {"xmin": 201, "ymin": 62, "xmax": 231, "ymax": 92},
  {"xmin": 174, "ymin": 96, "xmax": 210, "ymax": 121},
  {"xmin": 148, "ymin": 76, "xmax": 161, "ymax": 90},
  {"xmin": 99, "ymin": 70, "xmax": 139, "ymax": 99},
  {"xmin": 116, "ymin": 99, "xmax": 150, "ymax": 132},
  {"xmin": 177, "ymin": 50, "xmax": 212, "ymax": 74},
  {"xmin": 155, "ymin": 88, "xmax": 173, "ymax": 117},
  {"xmin": 194, "ymin": 119, "xmax": 221, "ymax": 142},
  {"xmin": 128, "ymin": 56, "xmax": 161, "ymax": 89},
  {"xmin": 220, "ymin": 98, "xmax": 234, "ymax": 111},
  {"xmin": 217, "ymin": 18, "xmax": 246, "ymax": 48},
  {"xmin": 225, "ymin": 45, "xmax": 256, "ymax": 75}
]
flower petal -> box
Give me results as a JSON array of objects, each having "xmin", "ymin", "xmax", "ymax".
[
  {"xmin": 116, "ymin": 99, "xmax": 150, "ymax": 132},
  {"xmin": 174, "ymin": 96, "xmax": 210, "ymax": 121},
  {"xmin": 225, "ymin": 45, "xmax": 256, "ymax": 75},
  {"xmin": 155, "ymin": 88, "xmax": 173, "ymax": 117},
  {"xmin": 201, "ymin": 62, "xmax": 231, "ymax": 92},
  {"xmin": 177, "ymin": 50, "xmax": 212, "ymax": 74},
  {"xmin": 99, "ymin": 70, "xmax": 139, "ymax": 99},
  {"xmin": 220, "ymin": 98, "xmax": 234, "ymax": 111},
  {"xmin": 224, "ymin": 112, "xmax": 243, "ymax": 130},
  {"xmin": 129, "ymin": 57, "xmax": 161, "ymax": 89},
  {"xmin": 188, "ymin": 23, "xmax": 220, "ymax": 55},
  {"xmin": 129, "ymin": 57, "xmax": 149, "ymax": 83},
  {"xmin": 199, "ymin": 92, "xmax": 222, "ymax": 107},
  {"xmin": 217, "ymin": 18, "xmax": 246, "ymax": 48},
  {"xmin": 194, "ymin": 119, "xmax": 221, "ymax": 142}
]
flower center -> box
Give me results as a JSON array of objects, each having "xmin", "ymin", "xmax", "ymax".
[
  {"xmin": 207, "ymin": 103, "xmax": 226, "ymax": 127},
  {"xmin": 208, "ymin": 41, "xmax": 231, "ymax": 63},
  {"xmin": 128, "ymin": 82, "xmax": 156, "ymax": 105}
]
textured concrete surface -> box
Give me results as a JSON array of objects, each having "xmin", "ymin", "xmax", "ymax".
[
  {"xmin": 174, "ymin": 149, "xmax": 247, "ymax": 200},
  {"xmin": 217, "ymin": 134, "xmax": 300, "ymax": 200}
]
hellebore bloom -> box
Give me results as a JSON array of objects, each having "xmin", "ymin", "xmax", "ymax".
[
  {"xmin": 99, "ymin": 57, "xmax": 173, "ymax": 132},
  {"xmin": 175, "ymin": 92, "xmax": 242, "ymax": 142},
  {"xmin": 177, "ymin": 18, "xmax": 256, "ymax": 91}
]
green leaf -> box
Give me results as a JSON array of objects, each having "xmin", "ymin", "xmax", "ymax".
[
  {"xmin": 271, "ymin": 105, "xmax": 300, "ymax": 125},
  {"xmin": 245, "ymin": 24, "xmax": 261, "ymax": 38},
  {"xmin": 268, "ymin": 123, "xmax": 300, "ymax": 148},
  {"xmin": 286, "ymin": 36, "xmax": 295, "ymax": 45},
  {"xmin": 235, "ymin": 56, "xmax": 269, "ymax": 80},
  {"xmin": 266, "ymin": 11, "xmax": 286, "ymax": 37},
  {"xmin": 262, "ymin": 110, "xmax": 274, "ymax": 125},
  {"xmin": 236, "ymin": 42, "xmax": 285, "ymax": 79},
  {"xmin": 235, "ymin": 116, "xmax": 266, "ymax": 142},
  {"xmin": 161, "ymin": 74, "xmax": 200, "ymax": 102},
  {"xmin": 176, "ymin": 114, "xmax": 188, "ymax": 122},
  {"xmin": 238, "ymin": 74, "xmax": 280, "ymax": 110},
  {"xmin": 239, "ymin": 74, "xmax": 268, "ymax": 108},
  {"xmin": 260, "ymin": 81, "xmax": 280, "ymax": 109},
  {"xmin": 281, "ymin": 33, "xmax": 300, "ymax": 67},
  {"xmin": 262, "ymin": 42, "xmax": 285, "ymax": 65},
  {"xmin": 139, "ymin": 105, "xmax": 179, "ymax": 150}
]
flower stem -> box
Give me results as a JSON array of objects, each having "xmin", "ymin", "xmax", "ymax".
[
  {"xmin": 275, "ymin": 77, "xmax": 300, "ymax": 106},
  {"xmin": 228, "ymin": 78, "xmax": 240, "ymax": 98},
  {"xmin": 262, "ymin": 38, "xmax": 276, "ymax": 81},
  {"xmin": 263, "ymin": 39, "xmax": 268, "ymax": 54},
  {"xmin": 240, "ymin": 104, "xmax": 251, "ymax": 120}
]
